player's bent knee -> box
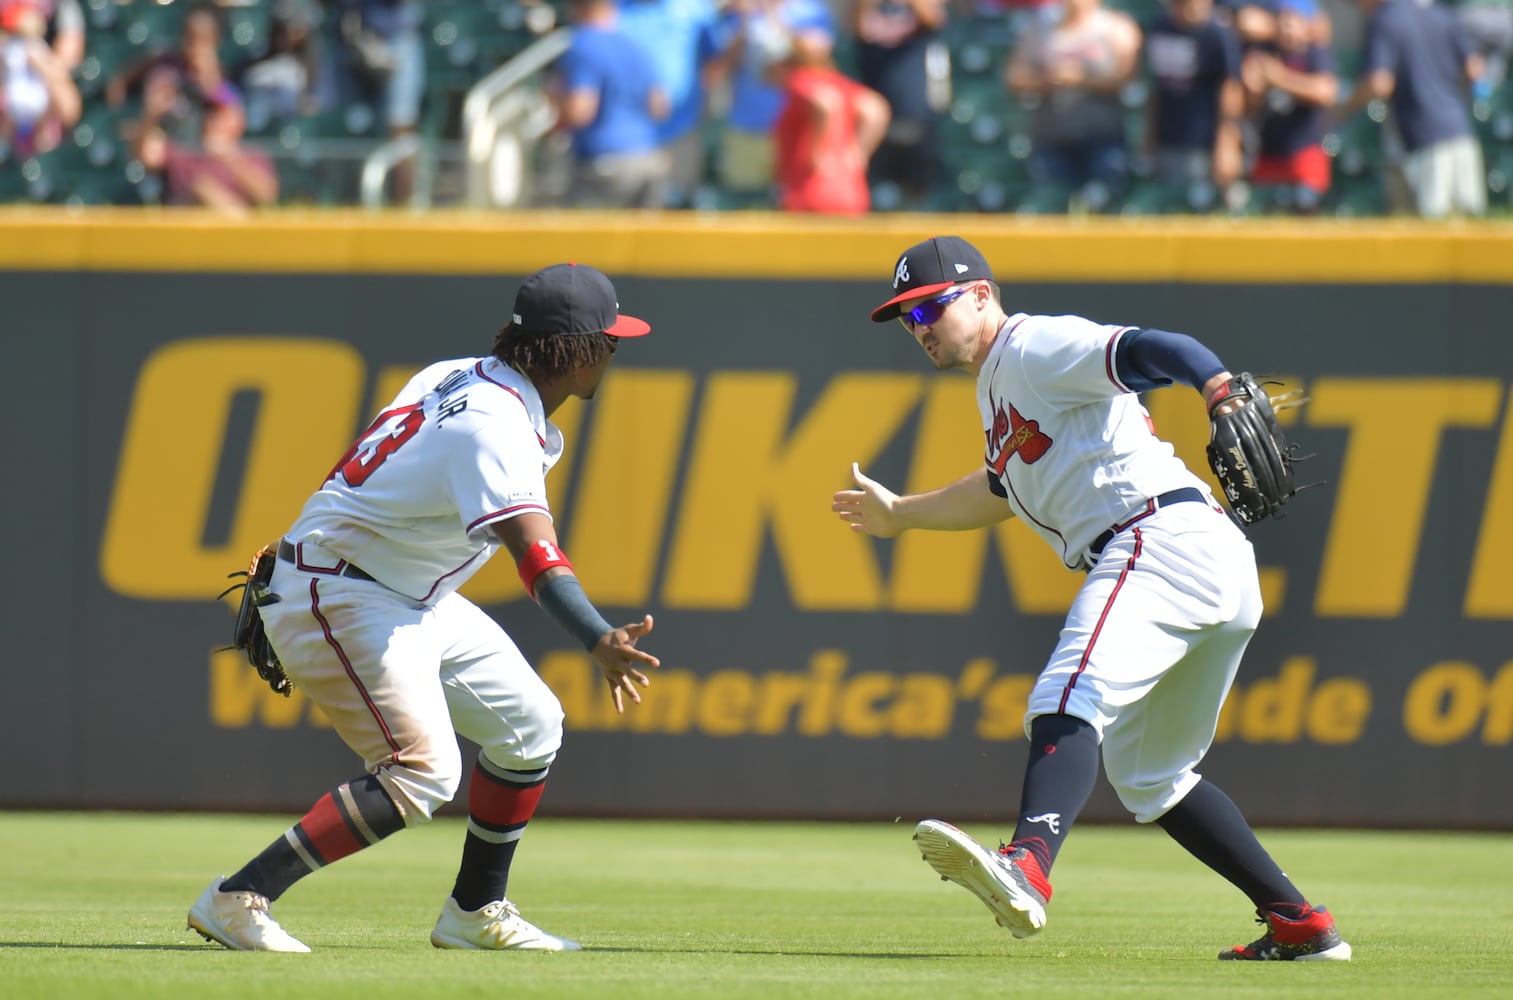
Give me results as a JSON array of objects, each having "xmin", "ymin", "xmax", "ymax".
[
  {"xmin": 1109, "ymin": 770, "xmax": 1202, "ymax": 824},
  {"xmin": 508, "ymin": 694, "xmax": 566, "ymax": 765},
  {"xmin": 481, "ymin": 744, "xmax": 558, "ymax": 775},
  {"xmin": 376, "ymin": 748, "xmax": 465, "ymax": 824}
]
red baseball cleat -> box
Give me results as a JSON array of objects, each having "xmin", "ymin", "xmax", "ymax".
[
  {"xmin": 1219, "ymin": 905, "xmax": 1352, "ymax": 961},
  {"xmin": 913, "ymin": 819, "xmax": 1052, "ymax": 939}
]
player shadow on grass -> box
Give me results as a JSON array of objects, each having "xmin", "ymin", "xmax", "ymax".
[
  {"xmin": 583, "ymin": 946, "xmax": 987, "ymax": 959},
  {"xmin": 0, "ymin": 942, "xmax": 213, "ymax": 950},
  {"xmin": 0, "ymin": 942, "xmax": 1001, "ymax": 957}
]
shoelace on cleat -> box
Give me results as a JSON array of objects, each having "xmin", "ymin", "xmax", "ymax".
[
  {"xmin": 228, "ymin": 891, "xmax": 285, "ymax": 931},
  {"xmin": 233, "ymin": 892, "xmax": 272, "ymax": 913},
  {"xmin": 1229, "ymin": 915, "xmax": 1305, "ymax": 959},
  {"xmin": 474, "ymin": 899, "xmax": 525, "ymax": 924}
]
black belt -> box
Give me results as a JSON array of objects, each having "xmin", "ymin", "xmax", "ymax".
[
  {"xmin": 277, "ymin": 539, "xmax": 376, "ymax": 583},
  {"xmin": 1088, "ymin": 487, "xmax": 1208, "ymax": 558}
]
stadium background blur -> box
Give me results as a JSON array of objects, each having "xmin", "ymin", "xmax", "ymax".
[{"xmin": 2, "ymin": 0, "xmax": 1509, "ymax": 216}]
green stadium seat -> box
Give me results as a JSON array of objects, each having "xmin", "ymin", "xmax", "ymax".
[
  {"xmin": 1488, "ymin": 149, "xmax": 1513, "ymax": 206},
  {"xmin": 77, "ymin": 30, "xmax": 138, "ymax": 98},
  {"xmin": 0, "ymin": 163, "xmax": 31, "ymax": 204},
  {"xmin": 955, "ymin": 12, "xmax": 1021, "ymax": 50},
  {"xmin": 1325, "ymin": 113, "xmax": 1384, "ymax": 184},
  {"xmin": 121, "ymin": 1, "xmax": 183, "ymax": 51},
  {"xmin": 1109, "ymin": 0, "xmax": 1165, "ymax": 21},
  {"xmin": 1326, "ymin": 176, "xmax": 1386, "ymax": 217},
  {"xmin": 222, "ymin": 4, "xmax": 270, "ymax": 60},
  {"xmin": 1120, "ymin": 180, "xmax": 1189, "ymax": 216},
  {"xmin": 1016, "ymin": 183, "xmax": 1073, "ymax": 215},
  {"xmin": 955, "ymin": 41, "xmax": 997, "ymax": 79}
]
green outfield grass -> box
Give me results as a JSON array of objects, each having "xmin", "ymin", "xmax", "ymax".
[{"xmin": 1, "ymin": 813, "xmax": 1509, "ymax": 999}]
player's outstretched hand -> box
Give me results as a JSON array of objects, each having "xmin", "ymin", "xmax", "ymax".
[
  {"xmin": 831, "ymin": 462, "xmax": 903, "ymax": 538},
  {"xmin": 591, "ymin": 614, "xmax": 659, "ymax": 714}
]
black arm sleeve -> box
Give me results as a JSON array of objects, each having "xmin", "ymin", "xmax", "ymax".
[
  {"xmin": 535, "ymin": 573, "xmax": 614, "ymax": 651},
  {"xmin": 1114, "ymin": 327, "xmax": 1228, "ymax": 393}
]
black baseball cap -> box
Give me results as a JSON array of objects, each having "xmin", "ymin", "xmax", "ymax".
[
  {"xmin": 512, "ymin": 262, "xmax": 651, "ymax": 338},
  {"xmin": 870, "ymin": 236, "xmax": 993, "ymax": 323}
]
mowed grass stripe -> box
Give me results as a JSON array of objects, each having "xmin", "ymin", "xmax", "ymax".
[{"xmin": 0, "ymin": 814, "xmax": 1508, "ymax": 998}]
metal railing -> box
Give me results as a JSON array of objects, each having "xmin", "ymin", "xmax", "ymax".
[
  {"xmin": 460, "ymin": 29, "xmax": 571, "ymax": 209},
  {"xmin": 356, "ymin": 29, "xmax": 570, "ymax": 211},
  {"xmin": 359, "ymin": 132, "xmax": 428, "ymax": 210}
]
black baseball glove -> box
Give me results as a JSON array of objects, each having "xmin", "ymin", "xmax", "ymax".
[
  {"xmin": 1206, "ymin": 373, "xmax": 1309, "ymax": 524},
  {"xmin": 218, "ymin": 543, "xmax": 293, "ymax": 697}
]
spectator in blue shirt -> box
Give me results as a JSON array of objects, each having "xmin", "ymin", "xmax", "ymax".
[
  {"xmin": 619, "ymin": 0, "xmax": 727, "ymax": 207},
  {"xmin": 707, "ymin": 0, "xmax": 835, "ymax": 198},
  {"xmin": 1338, "ymin": 0, "xmax": 1485, "ymax": 217},
  {"xmin": 1451, "ymin": 0, "xmax": 1513, "ymax": 94},
  {"xmin": 1143, "ymin": 0, "xmax": 1245, "ymax": 201},
  {"xmin": 553, "ymin": 0, "xmax": 671, "ymax": 208}
]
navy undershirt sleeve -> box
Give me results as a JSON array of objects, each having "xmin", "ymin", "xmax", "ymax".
[
  {"xmin": 1114, "ymin": 327, "xmax": 1228, "ymax": 393},
  {"xmin": 536, "ymin": 573, "xmax": 613, "ymax": 650}
]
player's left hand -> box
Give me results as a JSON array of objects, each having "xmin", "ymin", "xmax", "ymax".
[{"xmin": 591, "ymin": 614, "xmax": 659, "ymax": 714}]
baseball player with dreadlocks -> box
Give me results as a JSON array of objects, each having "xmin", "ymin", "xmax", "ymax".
[
  {"xmin": 832, "ymin": 235, "xmax": 1350, "ymax": 962},
  {"xmin": 190, "ymin": 262, "xmax": 658, "ymax": 953}
]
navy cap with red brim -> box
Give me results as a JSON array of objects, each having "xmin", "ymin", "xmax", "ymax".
[
  {"xmin": 870, "ymin": 236, "xmax": 993, "ymax": 322},
  {"xmin": 514, "ymin": 262, "xmax": 652, "ymax": 338},
  {"xmin": 606, "ymin": 313, "xmax": 651, "ymax": 337}
]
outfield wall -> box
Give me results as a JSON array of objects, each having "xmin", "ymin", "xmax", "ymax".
[{"xmin": 7, "ymin": 210, "xmax": 1513, "ymax": 829}]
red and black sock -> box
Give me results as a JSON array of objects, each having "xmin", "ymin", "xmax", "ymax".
[
  {"xmin": 450, "ymin": 756, "xmax": 548, "ymax": 912},
  {"xmin": 222, "ymin": 773, "xmax": 406, "ymax": 901}
]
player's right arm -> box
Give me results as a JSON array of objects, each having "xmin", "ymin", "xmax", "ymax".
[
  {"xmin": 491, "ymin": 512, "xmax": 659, "ymax": 714},
  {"xmin": 832, "ymin": 462, "xmax": 1014, "ymax": 538}
]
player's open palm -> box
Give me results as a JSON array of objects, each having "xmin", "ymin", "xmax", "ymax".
[
  {"xmin": 592, "ymin": 615, "xmax": 659, "ymax": 714},
  {"xmin": 832, "ymin": 462, "xmax": 902, "ymax": 538}
]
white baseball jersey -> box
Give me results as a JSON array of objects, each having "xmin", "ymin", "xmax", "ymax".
[
  {"xmin": 979, "ymin": 312, "xmax": 1213, "ymax": 570},
  {"xmin": 286, "ymin": 356, "xmax": 563, "ymax": 603}
]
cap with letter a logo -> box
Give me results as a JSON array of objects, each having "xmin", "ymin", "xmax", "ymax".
[{"xmin": 870, "ymin": 235, "xmax": 994, "ymax": 323}]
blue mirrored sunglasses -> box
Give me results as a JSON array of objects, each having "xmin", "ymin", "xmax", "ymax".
[{"xmin": 900, "ymin": 285, "xmax": 970, "ymax": 328}]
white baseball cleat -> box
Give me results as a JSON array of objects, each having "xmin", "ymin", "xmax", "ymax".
[
  {"xmin": 913, "ymin": 819, "xmax": 1051, "ymax": 939},
  {"xmin": 187, "ymin": 876, "xmax": 312, "ymax": 952},
  {"xmin": 430, "ymin": 897, "xmax": 583, "ymax": 951}
]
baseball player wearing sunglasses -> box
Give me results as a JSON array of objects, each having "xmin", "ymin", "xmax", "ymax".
[{"xmin": 834, "ymin": 235, "xmax": 1349, "ymax": 962}]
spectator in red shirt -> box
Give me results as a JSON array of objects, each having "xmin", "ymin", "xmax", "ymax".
[
  {"xmin": 1241, "ymin": 0, "xmax": 1337, "ymax": 207},
  {"xmin": 769, "ymin": 27, "xmax": 891, "ymax": 214}
]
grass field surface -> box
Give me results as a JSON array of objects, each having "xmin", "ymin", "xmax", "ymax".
[{"xmin": 2, "ymin": 813, "xmax": 1509, "ymax": 998}]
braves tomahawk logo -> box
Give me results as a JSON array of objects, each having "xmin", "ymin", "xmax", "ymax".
[
  {"xmin": 985, "ymin": 400, "xmax": 1053, "ymax": 474},
  {"xmin": 894, "ymin": 256, "xmax": 910, "ymax": 289},
  {"xmin": 1023, "ymin": 812, "xmax": 1062, "ymax": 835}
]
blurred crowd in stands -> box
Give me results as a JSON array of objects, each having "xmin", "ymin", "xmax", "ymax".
[{"xmin": 0, "ymin": 0, "xmax": 1506, "ymax": 217}]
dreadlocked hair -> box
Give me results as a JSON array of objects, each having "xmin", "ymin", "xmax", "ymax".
[{"xmin": 491, "ymin": 324, "xmax": 615, "ymax": 383}]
